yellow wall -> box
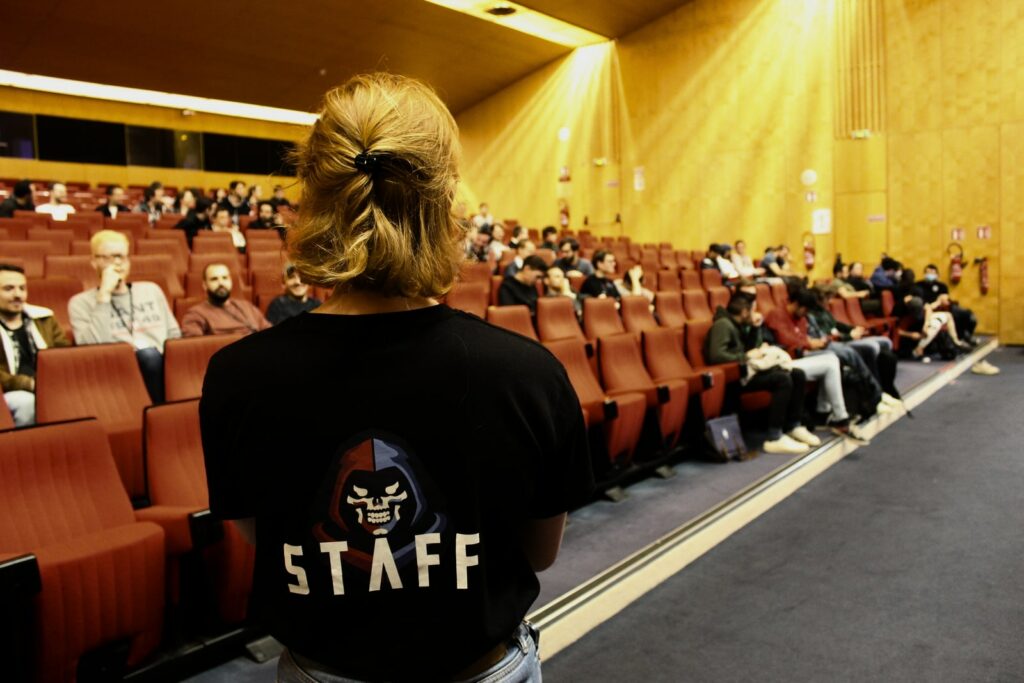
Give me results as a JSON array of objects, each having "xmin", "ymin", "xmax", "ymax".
[{"xmin": 0, "ymin": 86, "xmax": 302, "ymax": 198}]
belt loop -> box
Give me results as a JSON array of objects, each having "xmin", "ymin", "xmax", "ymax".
[{"xmin": 515, "ymin": 622, "xmax": 531, "ymax": 654}]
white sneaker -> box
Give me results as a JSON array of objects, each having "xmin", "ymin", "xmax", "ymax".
[
  {"xmin": 875, "ymin": 401, "xmax": 893, "ymax": 415},
  {"xmin": 971, "ymin": 362, "xmax": 999, "ymax": 376},
  {"xmin": 763, "ymin": 434, "xmax": 810, "ymax": 454},
  {"xmin": 881, "ymin": 393, "xmax": 901, "ymax": 407},
  {"xmin": 787, "ymin": 426, "xmax": 822, "ymax": 447}
]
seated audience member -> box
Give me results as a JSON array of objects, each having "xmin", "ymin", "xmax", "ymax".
[
  {"xmin": 181, "ymin": 264, "xmax": 270, "ymax": 337},
  {"xmin": 249, "ymin": 201, "xmax": 277, "ymax": 229},
  {"xmin": 616, "ymin": 264, "xmax": 654, "ymax": 303},
  {"xmin": 0, "ymin": 264, "xmax": 71, "ymax": 426},
  {"xmin": 68, "ymin": 230, "xmax": 181, "ymax": 402},
  {"xmin": 716, "ymin": 243, "xmax": 740, "ymax": 281},
  {"xmin": 846, "ymin": 261, "xmax": 881, "ymax": 314},
  {"xmin": 269, "ymin": 184, "xmax": 292, "ymax": 210},
  {"xmin": 762, "ymin": 244, "xmax": 794, "ymax": 277},
  {"xmin": 488, "ymin": 224, "xmax": 509, "ymax": 261},
  {"xmin": 214, "ymin": 187, "xmax": 228, "ymax": 204},
  {"xmin": 504, "ymin": 239, "xmax": 537, "ymax": 277},
  {"xmin": 266, "ymin": 264, "xmax": 322, "ymax": 325},
  {"xmin": 176, "ymin": 197, "xmax": 214, "ymax": 247},
  {"xmin": 544, "ymin": 266, "xmax": 582, "ymax": 317},
  {"xmin": 472, "ymin": 201, "xmax": 494, "ymax": 229},
  {"xmin": 0, "ymin": 180, "xmax": 35, "ymax": 217},
  {"xmin": 810, "ymin": 284, "xmax": 901, "ymax": 402},
  {"xmin": 763, "ymin": 290, "xmax": 857, "ymax": 435},
  {"xmin": 870, "ymin": 257, "xmax": 900, "ymax": 292},
  {"xmin": 706, "ymin": 294, "xmax": 819, "ymax": 454},
  {"xmin": 465, "ymin": 225, "xmax": 493, "ymax": 264},
  {"xmin": 219, "ymin": 180, "xmax": 250, "ymax": 222},
  {"xmin": 540, "ymin": 226, "xmax": 559, "ymax": 251},
  {"xmin": 247, "ymin": 184, "xmax": 263, "ymax": 208},
  {"xmin": 508, "ymin": 226, "xmax": 525, "ymax": 249},
  {"xmin": 830, "ymin": 261, "xmax": 869, "ymax": 300},
  {"xmin": 580, "ymin": 251, "xmax": 620, "ymax": 300},
  {"xmin": 136, "ymin": 182, "xmax": 166, "ymax": 225},
  {"xmin": 97, "ymin": 184, "xmax": 130, "ymax": 219},
  {"xmin": 555, "ymin": 238, "xmax": 594, "ymax": 278},
  {"xmin": 35, "ymin": 182, "xmax": 77, "ymax": 221},
  {"xmin": 174, "ymin": 187, "xmax": 198, "ymax": 215},
  {"xmin": 917, "ymin": 263, "xmax": 978, "ymax": 344},
  {"xmin": 700, "ymin": 243, "xmax": 722, "ymax": 270},
  {"xmin": 498, "ymin": 255, "xmax": 548, "ymax": 314},
  {"xmin": 731, "ymin": 240, "xmax": 765, "ymax": 278},
  {"xmin": 211, "ymin": 206, "xmax": 247, "ymax": 252}
]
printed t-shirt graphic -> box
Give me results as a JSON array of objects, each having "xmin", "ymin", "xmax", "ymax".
[{"xmin": 312, "ymin": 434, "xmax": 446, "ymax": 573}]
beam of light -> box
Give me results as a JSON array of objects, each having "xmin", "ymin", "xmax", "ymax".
[
  {"xmin": 423, "ymin": 0, "xmax": 608, "ymax": 47},
  {"xmin": 0, "ymin": 69, "xmax": 318, "ymax": 126}
]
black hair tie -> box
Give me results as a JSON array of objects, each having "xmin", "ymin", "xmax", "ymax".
[{"xmin": 354, "ymin": 152, "xmax": 384, "ymax": 174}]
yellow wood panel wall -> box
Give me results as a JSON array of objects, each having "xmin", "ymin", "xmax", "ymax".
[
  {"xmin": 885, "ymin": 0, "xmax": 1023, "ymax": 340},
  {"xmin": 0, "ymin": 87, "xmax": 302, "ymax": 200}
]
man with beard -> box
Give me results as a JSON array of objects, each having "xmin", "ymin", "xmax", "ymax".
[
  {"xmin": 181, "ymin": 263, "xmax": 270, "ymax": 337},
  {"xmin": 266, "ymin": 263, "xmax": 322, "ymax": 324}
]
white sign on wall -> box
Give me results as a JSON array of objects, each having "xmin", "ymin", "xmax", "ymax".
[{"xmin": 811, "ymin": 208, "xmax": 832, "ymax": 235}]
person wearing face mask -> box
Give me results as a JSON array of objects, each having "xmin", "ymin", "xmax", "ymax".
[{"xmin": 916, "ymin": 264, "xmax": 978, "ymax": 345}]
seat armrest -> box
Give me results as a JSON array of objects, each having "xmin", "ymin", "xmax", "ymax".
[
  {"xmin": 135, "ymin": 505, "xmax": 219, "ymax": 555},
  {"xmin": 602, "ymin": 398, "xmax": 619, "ymax": 421},
  {"xmin": 0, "ymin": 554, "xmax": 41, "ymax": 601},
  {"xmin": 656, "ymin": 385, "xmax": 671, "ymax": 404},
  {"xmin": 189, "ymin": 509, "xmax": 225, "ymax": 549}
]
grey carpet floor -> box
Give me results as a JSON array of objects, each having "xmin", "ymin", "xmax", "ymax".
[{"xmin": 545, "ymin": 346, "xmax": 1024, "ymax": 683}]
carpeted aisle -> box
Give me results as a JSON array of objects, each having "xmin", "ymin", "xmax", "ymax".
[{"xmin": 545, "ymin": 347, "xmax": 1024, "ymax": 682}]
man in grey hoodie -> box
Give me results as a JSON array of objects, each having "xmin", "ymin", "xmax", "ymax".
[{"xmin": 68, "ymin": 230, "xmax": 181, "ymax": 402}]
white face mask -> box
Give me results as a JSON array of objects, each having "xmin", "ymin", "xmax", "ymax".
[{"xmin": 925, "ymin": 273, "xmax": 938, "ymax": 282}]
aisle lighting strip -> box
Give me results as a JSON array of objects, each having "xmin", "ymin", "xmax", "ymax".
[
  {"xmin": 0, "ymin": 69, "xmax": 318, "ymax": 126},
  {"xmin": 422, "ymin": 0, "xmax": 607, "ymax": 47}
]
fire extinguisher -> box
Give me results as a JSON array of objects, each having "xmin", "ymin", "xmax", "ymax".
[
  {"xmin": 974, "ymin": 256, "xmax": 989, "ymax": 295},
  {"xmin": 802, "ymin": 233, "xmax": 815, "ymax": 271},
  {"xmin": 947, "ymin": 243, "xmax": 965, "ymax": 285},
  {"xmin": 558, "ymin": 199, "xmax": 570, "ymax": 228}
]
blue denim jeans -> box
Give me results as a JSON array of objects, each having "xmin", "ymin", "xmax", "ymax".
[{"xmin": 277, "ymin": 622, "xmax": 542, "ymax": 683}]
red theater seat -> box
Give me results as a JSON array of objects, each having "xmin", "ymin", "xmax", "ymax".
[
  {"xmin": 657, "ymin": 270, "xmax": 681, "ymax": 292},
  {"xmin": 137, "ymin": 239, "xmax": 188, "ymax": 275},
  {"xmin": 598, "ymin": 333, "xmax": 689, "ymax": 449},
  {"xmin": 486, "ymin": 305, "xmax": 538, "ymax": 340},
  {"xmin": 27, "ymin": 228, "xmax": 73, "ymax": 254},
  {"xmin": 701, "ymin": 269, "xmax": 723, "ymax": 290},
  {"xmin": 141, "ymin": 400, "xmax": 254, "ymax": 624},
  {"xmin": 163, "ymin": 335, "xmax": 243, "ymax": 402},
  {"xmin": 0, "ymin": 387, "xmax": 14, "ymax": 429},
  {"xmin": 680, "ymin": 269, "xmax": 700, "ymax": 291},
  {"xmin": 770, "ymin": 280, "xmax": 789, "ymax": 309},
  {"xmin": 682, "ymin": 289, "xmax": 713, "ymax": 321},
  {"xmin": 44, "ymin": 255, "xmax": 97, "ymax": 289},
  {"xmin": 0, "ymin": 217, "xmax": 32, "ymax": 240},
  {"xmin": 829, "ymin": 297, "xmax": 853, "ymax": 326},
  {"xmin": 654, "ymin": 291, "xmax": 686, "ymax": 329},
  {"xmin": 189, "ymin": 251, "xmax": 245, "ymax": 276},
  {"xmin": 0, "ymin": 240, "xmax": 48, "ymax": 277},
  {"xmin": 490, "ymin": 274, "xmax": 503, "ymax": 307},
  {"xmin": 26, "ymin": 277, "xmax": 81, "ymax": 338},
  {"xmin": 620, "ymin": 295, "xmax": 659, "ymax": 336},
  {"xmin": 192, "ymin": 233, "xmax": 237, "ymax": 254},
  {"xmin": 459, "ymin": 262, "xmax": 493, "ymax": 284},
  {"xmin": 754, "ymin": 283, "xmax": 776, "ymax": 316},
  {"xmin": 0, "ymin": 419, "xmax": 165, "ymax": 681},
  {"xmin": 35, "ymin": 344, "xmax": 152, "ymax": 499},
  {"xmin": 544, "ymin": 338, "xmax": 645, "ymax": 465},
  {"xmin": 445, "ymin": 281, "xmax": 488, "ymax": 318},
  {"xmin": 643, "ymin": 327, "xmax": 724, "ymax": 419},
  {"xmin": 131, "ymin": 254, "xmax": 184, "ymax": 300},
  {"xmin": 685, "ymin": 318, "xmax": 742, "ymax": 384},
  {"xmin": 707, "ymin": 286, "xmax": 730, "ymax": 313},
  {"xmin": 583, "ymin": 297, "xmax": 625, "ymax": 340},
  {"xmin": 536, "ymin": 297, "xmax": 584, "ymax": 342},
  {"xmin": 846, "ymin": 297, "xmax": 893, "ymax": 333}
]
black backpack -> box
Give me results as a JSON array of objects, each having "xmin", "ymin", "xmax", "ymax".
[{"xmin": 840, "ymin": 359, "xmax": 882, "ymax": 421}]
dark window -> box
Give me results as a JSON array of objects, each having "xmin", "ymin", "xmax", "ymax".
[
  {"xmin": 37, "ymin": 115, "xmax": 126, "ymax": 165},
  {"xmin": 174, "ymin": 130, "xmax": 202, "ymax": 169},
  {"xmin": 203, "ymin": 133, "xmax": 296, "ymax": 175},
  {"xmin": 126, "ymin": 125, "xmax": 176, "ymax": 167},
  {"xmin": 0, "ymin": 111, "xmax": 35, "ymax": 159}
]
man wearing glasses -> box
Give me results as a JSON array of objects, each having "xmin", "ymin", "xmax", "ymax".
[{"xmin": 68, "ymin": 230, "xmax": 181, "ymax": 401}]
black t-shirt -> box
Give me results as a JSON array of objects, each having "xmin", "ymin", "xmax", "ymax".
[
  {"xmin": 916, "ymin": 279, "xmax": 949, "ymax": 304},
  {"xmin": 1, "ymin": 322, "xmax": 35, "ymax": 377},
  {"xmin": 265, "ymin": 295, "xmax": 322, "ymax": 325},
  {"xmin": 580, "ymin": 275, "xmax": 620, "ymax": 299},
  {"xmin": 200, "ymin": 306, "xmax": 590, "ymax": 681},
  {"xmin": 498, "ymin": 276, "xmax": 538, "ymax": 313}
]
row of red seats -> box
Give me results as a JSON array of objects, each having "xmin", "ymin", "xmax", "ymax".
[{"xmin": 0, "ymin": 404, "xmax": 252, "ymax": 681}]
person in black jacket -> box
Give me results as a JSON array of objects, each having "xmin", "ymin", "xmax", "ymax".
[
  {"xmin": 498, "ymin": 255, "xmax": 547, "ymax": 314},
  {"xmin": 96, "ymin": 185, "xmax": 130, "ymax": 218},
  {"xmin": 579, "ymin": 251, "xmax": 620, "ymax": 300},
  {"xmin": 175, "ymin": 197, "xmax": 213, "ymax": 247},
  {"xmin": 916, "ymin": 263, "xmax": 977, "ymax": 343},
  {"xmin": 0, "ymin": 180, "xmax": 34, "ymax": 218}
]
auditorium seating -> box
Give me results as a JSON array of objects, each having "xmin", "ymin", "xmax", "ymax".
[
  {"xmin": 620, "ymin": 295, "xmax": 659, "ymax": 336},
  {"xmin": 846, "ymin": 296, "xmax": 893, "ymax": 334},
  {"xmin": 682, "ymin": 289, "xmax": 713, "ymax": 321},
  {"xmin": 486, "ymin": 305, "xmax": 538, "ymax": 340},
  {"xmin": 700, "ymin": 269, "xmax": 723, "ymax": 290},
  {"xmin": 0, "ymin": 419, "xmax": 165, "ymax": 682},
  {"xmin": 656, "ymin": 270, "xmax": 681, "ymax": 292},
  {"xmin": 770, "ymin": 280, "xmax": 789, "ymax": 309},
  {"xmin": 598, "ymin": 333, "xmax": 690, "ymax": 449},
  {"xmin": 27, "ymin": 228, "xmax": 74, "ymax": 254},
  {"xmin": 685, "ymin": 318, "xmax": 742, "ymax": 383},
  {"xmin": 0, "ymin": 387, "xmax": 14, "ymax": 429},
  {"xmin": 0, "ymin": 217, "xmax": 32, "ymax": 240},
  {"xmin": 445, "ymin": 281, "xmax": 488, "ymax": 318},
  {"xmin": 164, "ymin": 335, "xmax": 243, "ymax": 402},
  {"xmin": 544, "ymin": 338, "xmax": 646, "ymax": 467},
  {"xmin": 35, "ymin": 344, "xmax": 153, "ymax": 499},
  {"xmin": 707, "ymin": 286, "xmax": 730, "ymax": 313},
  {"xmin": 654, "ymin": 292, "xmax": 686, "ymax": 329},
  {"xmin": 537, "ymin": 297, "xmax": 586, "ymax": 342},
  {"xmin": 829, "ymin": 297, "xmax": 854, "ymax": 326},
  {"xmin": 583, "ymin": 297, "xmax": 626, "ymax": 340},
  {"xmin": 754, "ymin": 283, "xmax": 776, "ymax": 315},
  {"xmin": 643, "ymin": 327, "xmax": 725, "ymax": 419},
  {"xmin": 680, "ymin": 270, "xmax": 700, "ymax": 290},
  {"xmin": 44, "ymin": 255, "xmax": 98, "ymax": 289},
  {"xmin": 192, "ymin": 233, "xmax": 237, "ymax": 254},
  {"xmin": 141, "ymin": 400, "xmax": 255, "ymax": 624},
  {"xmin": 0, "ymin": 240, "xmax": 48, "ymax": 277},
  {"xmin": 131, "ymin": 254, "xmax": 185, "ymax": 299},
  {"xmin": 26, "ymin": 277, "xmax": 80, "ymax": 338}
]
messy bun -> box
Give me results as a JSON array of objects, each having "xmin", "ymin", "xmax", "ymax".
[{"xmin": 289, "ymin": 73, "xmax": 463, "ymax": 298}]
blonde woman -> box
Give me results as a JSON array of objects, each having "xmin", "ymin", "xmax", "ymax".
[{"xmin": 200, "ymin": 73, "xmax": 589, "ymax": 683}]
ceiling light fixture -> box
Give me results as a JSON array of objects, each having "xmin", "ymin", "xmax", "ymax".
[
  {"xmin": 423, "ymin": 0, "xmax": 607, "ymax": 47},
  {"xmin": 0, "ymin": 69, "xmax": 318, "ymax": 126}
]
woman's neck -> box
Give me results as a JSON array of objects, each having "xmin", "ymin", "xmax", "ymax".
[{"xmin": 315, "ymin": 289, "xmax": 436, "ymax": 315}]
